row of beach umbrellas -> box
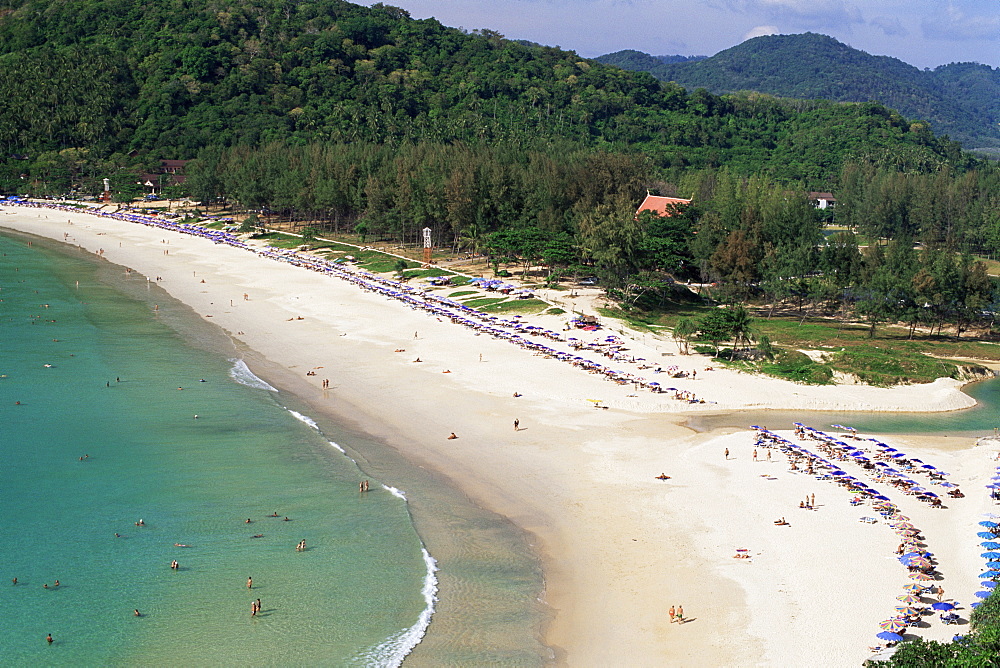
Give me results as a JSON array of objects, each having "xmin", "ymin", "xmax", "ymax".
[{"xmin": 5, "ymin": 201, "xmax": 701, "ymax": 401}]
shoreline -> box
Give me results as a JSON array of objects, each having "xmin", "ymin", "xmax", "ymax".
[{"xmin": 3, "ymin": 204, "xmax": 995, "ymax": 666}]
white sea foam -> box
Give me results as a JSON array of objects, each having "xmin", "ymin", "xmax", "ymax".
[
  {"xmin": 362, "ymin": 547, "xmax": 439, "ymax": 667},
  {"xmin": 287, "ymin": 409, "xmax": 319, "ymax": 430},
  {"xmin": 382, "ymin": 484, "xmax": 406, "ymax": 500},
  {"xmin": 327, "ymin": 440, "xmax": 345, "ymax": 453},
  {"xmin": 229, "ymin": 359, "xmax": 278, "ymax": 391}
]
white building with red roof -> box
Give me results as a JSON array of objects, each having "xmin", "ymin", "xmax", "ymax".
[{"xmin": 636, "ymin": 193, "xmax": 692, "ymax": 217}]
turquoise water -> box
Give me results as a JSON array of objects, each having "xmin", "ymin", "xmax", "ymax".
[
  {"xmin": 0, "ymin": 232, "xmax": 433, "ymax": 665},
  {"xmin": 690, "ymin": 375, "xmax": 1000, "ymax": 437}
]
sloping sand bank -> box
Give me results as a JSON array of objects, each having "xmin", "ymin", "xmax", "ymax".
[{"xmin": 3, "ymin": 206, "xmax": 994, "ymax": 667}]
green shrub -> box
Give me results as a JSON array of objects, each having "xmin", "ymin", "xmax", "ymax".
[{"xmin": 761, "ymin": 350, "xmax": 834, "ymax": 384}]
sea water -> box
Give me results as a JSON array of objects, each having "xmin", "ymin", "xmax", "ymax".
[
  {"xmin": 689, "ymin": 376, "xmax": 1000, "ymax": 438},
  {"xmin": 0, "ymin": 232, "xmax": 434, "ymax": 665}
]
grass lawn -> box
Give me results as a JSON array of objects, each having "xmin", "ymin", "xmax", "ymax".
[
  {"xmin": 599, "ymin": 300, "xmax": 996, "ymax": 385},
  {"xmin": 480, "ymin": 298, "xmax": 550, "ymax": 314}
]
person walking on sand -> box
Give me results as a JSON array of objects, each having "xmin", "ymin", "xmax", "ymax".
[
  {"xmin": 937, "ymin": 586, "xmax": 944, "ymax": 602},
  {"xmin": 753, "ymin": 449, "xmax": 758, "ymax": 461},
  {"xmin": 676, "ymin": 605, "xmax": 684, "ymax": 624},
  {"xmin": 724, "ymin": 448, "xmax": 729, "ymax": 460},
  {"xmin": 668, "ymin": 605, "xmax": 676, "ymax": 623},
  {"xmin": 513, "ymin": 418, "xmax": 519, "ymax": 431}
]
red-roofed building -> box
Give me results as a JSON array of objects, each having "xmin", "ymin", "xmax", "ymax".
[
  {"xmin": 139, "ymin": 159, "xmax": 190, "ymax": 194},
  {"xmin": 636, "ymin": 193, "xmax": 691, "ymax": 217},
  {"xmin": 808, "ymin": 192, "xmax": 836, "ymax": 210}
]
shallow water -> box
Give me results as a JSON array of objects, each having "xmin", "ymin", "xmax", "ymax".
[
  {"xmin": 0, "ymin": 233, "xmax": 432, "ymax": 665},
  {"xmin": 0, "ymin": 227, "xmax": 550, "ymax": 666},
  {"xmin": 687, "ymin": 377, "xmax": 1000, "ymax": 437}
]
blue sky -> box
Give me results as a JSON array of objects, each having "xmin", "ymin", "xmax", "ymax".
[{"xmin": 365, "ymin": 0, "xmax": 1000, "ymax": 69}]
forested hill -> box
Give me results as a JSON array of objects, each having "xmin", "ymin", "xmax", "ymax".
[
  {"xmin": 596, "ymin": 33, "xmax": 1000, "ymax": 151},
  {"xmin": 0, "ymin": 0, "xmax": 974, "ymax": 191}
]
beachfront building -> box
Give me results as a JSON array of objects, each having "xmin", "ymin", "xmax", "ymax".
[
  {"xmin": 636, "ymin": 193, "xmax": 692, "ymax": 217},
  {"xmin": 808, "ymin": 191, "xmax": 837, "ymax": 210},
  {"xmin": 139, "ymin": 159, "xmax": 189, "ymax": 196}
]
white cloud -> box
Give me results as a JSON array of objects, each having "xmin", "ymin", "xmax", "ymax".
[
  {"xmin": 744, "ymin": 25, "xmax": 780, "ymax": 40},
  {"xmin": 728, "ymin": 0, "xmax": 864, "ymax": 29},
  {"xmin": 921, "ymin": 4, "xmax": 1000, "ymax": 41},
  {"xmin": 870, "ymin": 15, "xmax": 908, "ymax": 37}
]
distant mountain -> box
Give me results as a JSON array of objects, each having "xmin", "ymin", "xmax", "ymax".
[
  {"xmin": 654, "ymin": 55, "xmax": 706, "ymax": 65},
  {"xmin": 594, "ymin": 50, "xmax": 705, "ymax": 71},
  {"xmin": 596, "ymin": 33, "xmax": 1000, "ymax": 150}
]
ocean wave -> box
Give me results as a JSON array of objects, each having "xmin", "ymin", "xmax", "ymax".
[
  {"xmin": 382, "ymin": 485, "xmax": 406, "ymax": 501},
  {"xmin": 287, "ymin": 409, "xmax": 319, "ymax": 430},
  {"xmin": 327, "ymin": 440, "xmax": 345, "ymax": 453},
  {"xmin": 229, "ymin": 359, "xmax": 278, "ymax": 391},
  {"xmin": 362, "ymin": 548, "xmax": 439, "ymax": 667}
]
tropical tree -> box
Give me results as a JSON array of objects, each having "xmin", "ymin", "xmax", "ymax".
[{"xmin": 673, "ymin": 317, "xmax": 698, "ymax": 355}]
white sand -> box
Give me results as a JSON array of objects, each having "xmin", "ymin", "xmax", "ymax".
[{"xmin": 3, "ymin": 206, "xmax": 997, "ymax": 666}]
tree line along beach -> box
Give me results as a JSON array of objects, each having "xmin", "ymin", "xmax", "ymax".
[{"xmin": 3, "ymin": 202, "xmax": 999, "ymax": 666}]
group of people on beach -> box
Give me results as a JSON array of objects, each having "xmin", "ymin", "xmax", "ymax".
[
  {"xmin": 750, "ymin": 424, "xmax": 982, "ymax": 650},
  {"xmin": 5, "ymin": 200, "xmax": 711, "ymax": 403}
]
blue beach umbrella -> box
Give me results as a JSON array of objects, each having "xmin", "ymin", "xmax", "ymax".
[
  {"xmin": 975, "ymin": 591, "xmax": 993, "ymax": 599},
  {"xmin": 971, "ymin": 602, "xmax": 982, "ymax": 608},
  {"xmin": 978, "ymin": 532, "xmax": 997, "ymax": 539},
  {"xmin": 876, "ymin": 631, "xmax": 904, "ymax": 642},
  {"xmin": 985, "ymin": 562, "xmax": 1000, "ymax": 569},
  {"xmin": 983, "ymin": 552, "xmax": 1000, "ymax": 559},
  {"xmin": 980, "ymin": 570, "xmax": 1000, "ymax": 578},
  {"xmin": 982, "ymin": 542, "xmax": 1000, "ymax": 549},
  {"xmin": 931, "ymin": 602, "xmax": 955, "ymax": 611},
  {"xmin": 983, "ymin": 581, "xmax": 998, "ymax": 589},
  {"xmin": 978, "ymin": 522, "xmax": 997, "ymax": 528}
]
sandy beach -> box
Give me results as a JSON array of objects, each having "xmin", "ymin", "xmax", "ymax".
[{"xmin": 3, "ymin": 204, "xmax": 997, "ymax": 666}]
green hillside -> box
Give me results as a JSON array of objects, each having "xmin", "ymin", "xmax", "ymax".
[
  {"xmin": 1, "ymin": 1, "xmax": 1000, "ymax": 380},
  {"xmin": 0, "ymin": 0, "xmax": 971, "ymax": 188},
  {"xmin": 597, "ymin": 33, "xmax": 1000, "ymax": 150}
]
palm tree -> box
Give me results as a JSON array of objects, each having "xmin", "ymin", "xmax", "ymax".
[
  {"xmin": 673, "ymin": 317, "xmax": 698, "ymax": 355},
  {"xmin": 728, "ymin": 304, "xmax": 756, "ymax": 353}
]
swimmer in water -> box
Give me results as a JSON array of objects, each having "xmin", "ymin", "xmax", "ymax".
[{"xmin": 134, "ymin": 609, "xmax": 141, "ymax": 617}]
